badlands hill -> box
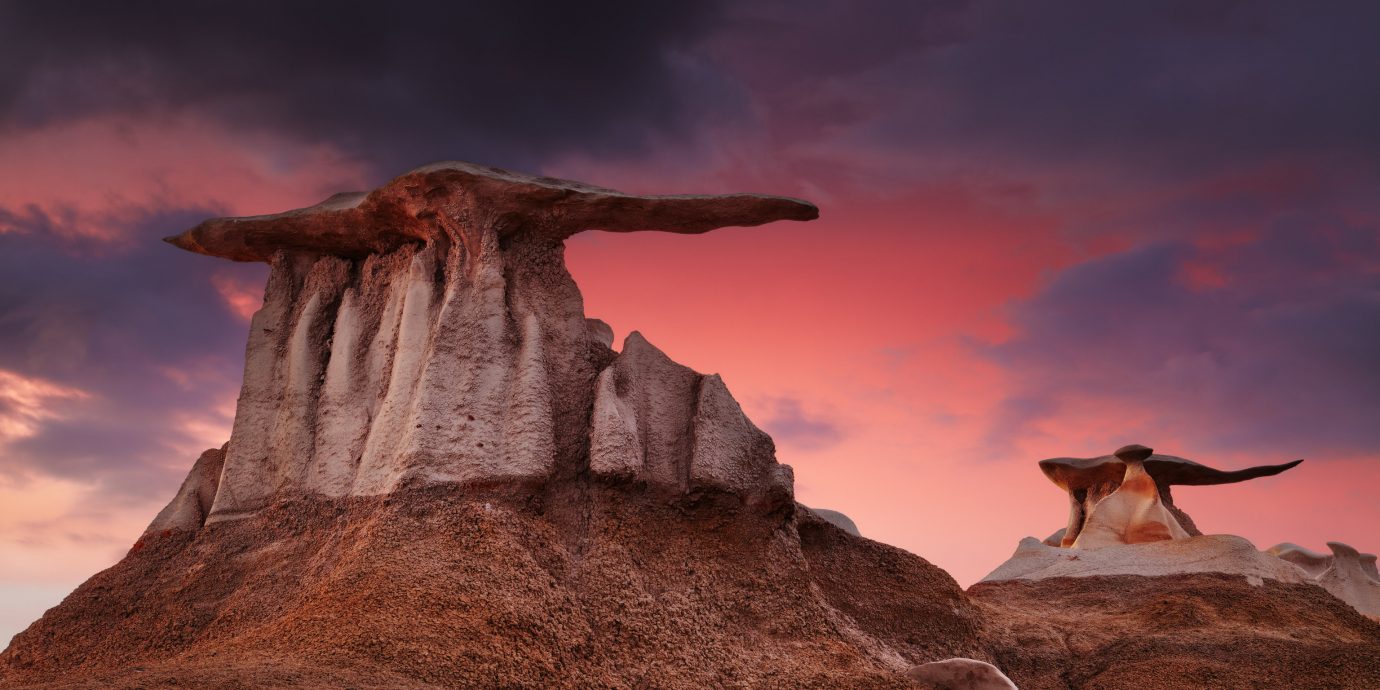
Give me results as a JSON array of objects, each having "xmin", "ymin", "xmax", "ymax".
[{"xmin": 1, "ymin": 163, "xmax": 1377, "ymax": 689}]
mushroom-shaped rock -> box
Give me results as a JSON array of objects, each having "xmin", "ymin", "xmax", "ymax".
[
  {"xmin": 904, "ymin": 658, "xmax": 1018, "ymax": 690},
  {"xmin": 1038, "ymin": 444, "xmax": 1302, "ymax": 549},
  {"xmin": 157, "ymin": 162, "xmax": 815, "ymax": 525}
]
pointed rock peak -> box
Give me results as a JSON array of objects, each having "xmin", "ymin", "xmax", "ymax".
[
  {"xmin": 1328, "ymin": 541, "xmax": 1363, "ymax": 561},
  {"xmin": 619, "ymin": 330, "xmax": 673, "ymax": 363},
  {"xmin": 164, "ymin": 161, "xmax": 819, "ymax": 263}
]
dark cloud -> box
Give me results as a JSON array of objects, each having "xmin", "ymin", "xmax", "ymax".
[
  {"xmin": 711, "ymin": 1, "xmax": 1380, "ymax": 203},
  {"xmin": 0, "ymin": 1, "xmax": 732, "ymax": 175},
  {"xmin": 901, "ymin": 1, "xmax": 1380, "ymax": 172},
  {"xmin": 982, "ymin": 217, "xmax": 1380, "ymax": 458},
  {"xmin": 757, "ymin": 397, "xmax": 846, "ymax": 451}
]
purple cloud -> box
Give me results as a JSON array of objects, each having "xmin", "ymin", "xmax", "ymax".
[
  {"xmin": 757, "ymin": 397, "xmax": 846, "ymax": 451},
  {"xmin": 0, "ymin": 205, "xmax": 262, "ymax": 502},
  {"xmin": 982, "ymin": 216, "xmax": 1380, "ymax": 459}
]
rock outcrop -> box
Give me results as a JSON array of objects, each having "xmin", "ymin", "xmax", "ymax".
[
  {"xmin": 906, "ymin": 658, "xmax": 1018, "ymax": 690},
  {"xmin": 980, "ymin": 534, "xmax": 1312, "ymax": 586},
  {"xmin": 1270, "ymin": 542, "xmax": 1380, "ymax": 621},
  {"xmin": 970, "ymin": 445, "xmax": 1380, "ymax": 689},
  {"xmin": 158, "ymin": 161, "xmax": 815, "ymax": 526},
  {"xmin": 1039, "ymin": 444, "xmax": 1302, "ymax": 549},
  {"xmin": 801, "ymin": 506, "xmax": 861, "ymax": 536},
  {"xmin": 0, "ymin": 162, "xmax": 996, "ymax": 688},
  {"xmin": 4, "ymin": 163, "xmax": 1377, "ymax": 689}
]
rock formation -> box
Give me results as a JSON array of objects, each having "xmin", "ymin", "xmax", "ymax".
[
  {"xmin": 154, "ymin": 162, "xmax": 813, "ymax": 527},
  {"xmin": 906, "ymin": 658, "xmax": 1018, "ymax": 690},
  {"xmin": 1039, "ymin": 444, "xmax": 1302, "ymax": 549},
  {"xmin": 801, "ymin": 506, "xmax": 861, "ymax": 536},
  {"xmin": 981, "ymin": 534, "xmax": 1313, "ymax": 586},
  {"xmin": 1270, "ymin": 542, "xmax": 1380, "ymax": 621},
  {"xmin": 0, "ymin": 163, "xmax": 994, "ymax": 689},
  {"xmin": 969, "ymin": 445, "xmax": 1380, "ymax": 688}
]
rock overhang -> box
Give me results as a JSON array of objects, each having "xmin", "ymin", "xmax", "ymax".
[
  {"xmin": 148, "ymin": 160, "xmax": 818, "ymax": 530},
  {"xmin": 164, "ymin": 161, "xmax": 819, "ymax": 263}
]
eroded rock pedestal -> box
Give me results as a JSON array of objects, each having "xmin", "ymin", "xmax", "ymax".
[
  {"xmin": 1038, "ymin": 444, "xmax": 1301, "ymax": 549},
  {"xmin": 967, "ymin": 444, "xmax": 1380, "ymax": 689},
  {"xmin": 0, "ymin": 163, "xmax": 991, "ymax": 689},
  {"xmin": 151, "ymin": 162, "xmax": 811, "ymax": 529}
]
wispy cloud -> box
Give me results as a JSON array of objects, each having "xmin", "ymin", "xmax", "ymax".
[
  {"xmin": 0, "ymin": 369, "xmax": 89, "ymax": 446},
  {"xmin": 755, "ymin": 396, "xmax": 847, "ymax": 451}
]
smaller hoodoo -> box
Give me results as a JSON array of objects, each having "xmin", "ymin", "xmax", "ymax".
[
  {"xmin": 1037, "ymin": 443, "xmax": 1302, "ymax": 549},
  {"xmin": 970, "ymin": 444, "xmax": 1380, "ymax": 689}
]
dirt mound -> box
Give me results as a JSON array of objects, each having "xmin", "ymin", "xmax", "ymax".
[
  {"xmin": 1, "ymin": 484, "xmax": 984, "ymax": 689},
  {"xmin": 970, "ymin": 573, "xmax": 1380, "ymax": 689}
]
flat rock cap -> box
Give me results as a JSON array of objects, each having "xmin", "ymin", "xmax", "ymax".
[
  {"xmin": 164, "ymin": 161, "xmax": 819, "ymax": 262},
  {"xmin": 1039, "ymin": 445, "xmax": 1303, "ymax": 491}
]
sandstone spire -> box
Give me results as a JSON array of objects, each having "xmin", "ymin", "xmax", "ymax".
[{"xmin": 151, "ymin": 162, "xmax": 816, "ymax": 529}]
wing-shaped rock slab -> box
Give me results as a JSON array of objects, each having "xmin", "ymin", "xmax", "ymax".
[{"xmin": 165, "ymin": 161, "xmax": 817, "ymax": 262}]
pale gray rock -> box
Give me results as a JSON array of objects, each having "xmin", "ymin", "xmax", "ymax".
[
  {"xmin": 981, "ymin": 535, "xmax": 1311, "ymax": 586},
  {"xmin": 904, "ymin": 658, "xmax": 1018, "ymax": 689},
  {"xmin": 1319, "ymin": 542, "xmax": 1380, "ymax": 620},
  {"xmin": 801, "ymin": 507, "xmax": 860, "ymax": 537},
  {"xmin": 154, "ymin": 162, "xmax": 816, "ymax": 528},
  {"xmin": 588, "ymin": 333, "xmax": 789, "ymax": 503},
  {"xmin": 1267, "ymin": 542, "xmax": 1335, "ymax": 578},
  {"xmin": 585, "ymin": 318, "xmax": 615, "ymax": 349},
  {"xmin": 144, "ymin": 445, "xmax": 226, "ymax": 534},
  {"xmin": 1265, "ymin": 541, "xmax": 1380, "ymax": 620}
]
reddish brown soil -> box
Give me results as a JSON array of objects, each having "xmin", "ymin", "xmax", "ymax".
[
  {"xmin": 970, "ymin": 573, "xmax": 1380, "ymax": 689},
  {"xmin": 0, "ymin": 483, "xmax": 983, "ymax": 689}
]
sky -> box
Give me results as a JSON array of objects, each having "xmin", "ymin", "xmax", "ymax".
[{"xmin": 2, "ymin": 0, "xmax": 1379, "ymax": 645}]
